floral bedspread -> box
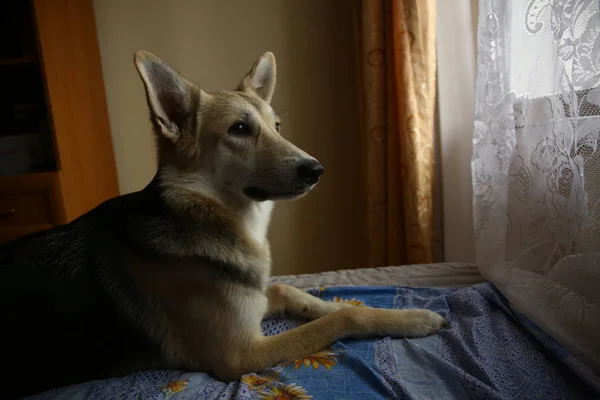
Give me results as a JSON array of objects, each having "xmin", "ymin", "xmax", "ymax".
[{"xmin": 27, "ymin": 284, "xmax": 598, "ymax": 400}]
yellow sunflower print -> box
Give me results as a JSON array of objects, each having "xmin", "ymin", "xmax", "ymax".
[
  {"xmin": 259, "ymin": 383, "xmax": 312, "ymax": 399},
  {"xmin": 161, "ymin": 379, "xmax": 189, "ymax": 395},
  {"xmin": 241, "ymin": 371, "xmax": 280, "ymax": 390},
  {"xmin": 332, "ymin": 297, "xmax": 365, "ymax": 307},
  {"xmin": 285, "ymin": 349, "xmax": 340, "ymax": 370}
]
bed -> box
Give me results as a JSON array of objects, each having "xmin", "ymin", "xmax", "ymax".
[{"xmin": 26, "ymin": 263, "xmax": 599, "ymax": 399}]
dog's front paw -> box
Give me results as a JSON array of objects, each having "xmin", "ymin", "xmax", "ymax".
[
  {"xmin": 344, "ymin": 307, "xmax": 448, "ymax": 339},
  {"xmin": 399, "ymin": 309, "xmax": 448, "ymax": 337}
]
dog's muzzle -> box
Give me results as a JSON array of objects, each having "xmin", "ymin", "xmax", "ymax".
[{"xmin": 243, "ymin": 159, "xmax": 324, "ymax": 201}]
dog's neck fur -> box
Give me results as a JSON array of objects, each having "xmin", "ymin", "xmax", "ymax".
[{"xmin": 157, "ymin": 166, "xmax": 274, "ymax": 246}]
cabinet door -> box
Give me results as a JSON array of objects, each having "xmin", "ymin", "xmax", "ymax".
[{"xmin": 33, "ymin": 0, "xmax": 119, "ymax": 222}]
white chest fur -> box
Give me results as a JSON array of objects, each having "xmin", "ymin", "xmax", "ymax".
[{"xmin": 240, "ymin": 201, "xmax": 274, "ymax": 246}]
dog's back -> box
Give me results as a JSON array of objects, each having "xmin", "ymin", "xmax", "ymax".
[
  {"xmin": 0, "ymin": 173, "xmax": 270, "ymax": 398},
  {"xmin": 0, "ymin": 186, "xmax": 163, "ymax": 398}
]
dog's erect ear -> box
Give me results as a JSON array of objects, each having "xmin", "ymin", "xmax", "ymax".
[
  {"xmin": 238, "ymin": 52, "xmax": 276, "ymax": 104},
  {"xmin": 134, "ymin": 51, "xmax": 197, "ymax": 142}
]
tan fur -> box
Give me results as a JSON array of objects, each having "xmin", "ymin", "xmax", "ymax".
[{"xmin": 131, "ymin": 50, "xmax": 447, "ymax": 381}]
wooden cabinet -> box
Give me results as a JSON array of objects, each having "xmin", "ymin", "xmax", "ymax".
[{"xmin": 0, "ymin": 0, "xmax": 118, "ymax": 243}]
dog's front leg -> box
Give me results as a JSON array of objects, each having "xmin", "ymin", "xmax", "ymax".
[
  {"xmin": 265, "ymin": 283, "xmax": 358, "ymax": 320},
  {"xmin": 217, "ymin": 305, "xmax": 447, "ymax": 381}
]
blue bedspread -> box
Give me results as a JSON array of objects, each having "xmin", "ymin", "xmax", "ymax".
[{"xmin": 28, "ymin": 283, "xmax": 598, "ymax": 400}]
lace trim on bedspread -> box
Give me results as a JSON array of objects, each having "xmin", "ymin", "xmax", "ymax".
[{"xmin": 374, "ymin": 337, "xmax": 403, "ymax": 400}]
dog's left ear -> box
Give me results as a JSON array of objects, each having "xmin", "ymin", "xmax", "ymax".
[{"xmin": 238, "ymin": 52, "xmax": 276, "ymax": 104}]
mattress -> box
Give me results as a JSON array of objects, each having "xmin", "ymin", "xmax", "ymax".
[
  {"xmin": 27, "ymin": 282, "xmax": 598, "ymax": 400},
  {"xmin": 270, "ymin": 262, "xmax": 484, "ymax": 288}
]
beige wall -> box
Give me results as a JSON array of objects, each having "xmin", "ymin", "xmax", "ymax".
[
  {"xmin": 436, "ymin": 0, "xmax": 478, "ymax": 263},
  {"xmin": 93, "ymin": 0, "xmax": 367, "ymax": 275}
]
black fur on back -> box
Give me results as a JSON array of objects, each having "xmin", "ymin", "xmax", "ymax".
[{"xmin": 0, "ymin": 178, "xmax": 259, "ymax": 399}]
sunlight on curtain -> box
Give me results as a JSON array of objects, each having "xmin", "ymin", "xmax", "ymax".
[{"xmin": 473, "ymin": 0, "xmax": 600, "ymax": 377}]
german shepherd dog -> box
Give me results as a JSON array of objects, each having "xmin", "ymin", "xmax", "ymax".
[{"xmin": 1, "ymin": 51, "xmax": 447, "ymax": 399}]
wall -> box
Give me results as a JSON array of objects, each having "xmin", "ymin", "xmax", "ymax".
[
  {"xmin": 93, "ymin": 0, "xmax": 367, "ymax": 275},
  {"xmin": 436, "ymin": 0, "xmax": 478, "ymax": 263}
]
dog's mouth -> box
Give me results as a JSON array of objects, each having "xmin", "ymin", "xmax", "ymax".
[
  {"xmin": 243, "ymin": 187, "xmax": 271, "ymax": 201},
  {"xmin": 243, "ymin": 186, "xmax": 313, "ymax": 202}
]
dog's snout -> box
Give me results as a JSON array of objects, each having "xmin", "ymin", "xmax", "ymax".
[{"xmin": 297, "ymin": 160, "xmax": 324, "ymax": 185}]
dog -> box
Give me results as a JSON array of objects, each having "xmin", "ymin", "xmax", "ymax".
[{"xmin": 0, "ymin": 51, "xmax": 446, "ymax": 399}]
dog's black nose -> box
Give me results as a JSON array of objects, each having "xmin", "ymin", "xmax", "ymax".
[{"xmin": 297, "ymin": 160, "xmax": 324, "ymax": 185}]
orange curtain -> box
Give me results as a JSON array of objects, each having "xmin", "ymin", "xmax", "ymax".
[{"xmin": 360, "ymin": 0, "xmax": 437, "ymax": 266}]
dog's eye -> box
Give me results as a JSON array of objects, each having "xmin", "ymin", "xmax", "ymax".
[
  {"xmin": 275, "ymin": 122, "xmax": 281, "ymax": 132},
  {"xmin": 228, "ymin": 122, "xmax": 251, "ymax": 136}
]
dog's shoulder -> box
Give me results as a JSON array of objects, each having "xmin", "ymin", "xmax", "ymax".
[{"xmin": 84, "ymin": 182, "xmax": 271, "ymax": 292}]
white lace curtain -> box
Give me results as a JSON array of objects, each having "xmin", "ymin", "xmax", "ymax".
[{"xmin": 473, "ymin": 0, "xmax": 600, "ymax": 377}]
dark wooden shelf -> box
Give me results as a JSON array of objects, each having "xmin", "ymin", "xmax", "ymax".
[
  {"xmin": 0, "ymin": 55, "xmax": 37, "ymax": 66},
  {"xmin": 0, "ymin": 0, "xmax": 119, "ymax": 245},
  {"xmin": 0, "ymin": 171, "xmax": 58, "ymax": 193}
]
